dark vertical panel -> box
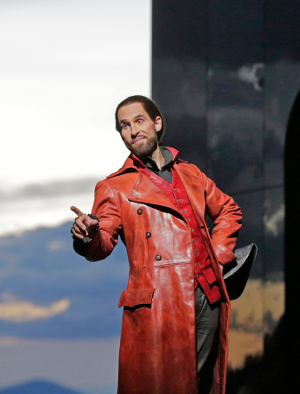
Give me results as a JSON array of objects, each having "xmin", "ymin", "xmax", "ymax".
[
  {"xmin": 206, "ymin": 0, "xmax": 265, "ymax": 382},
  {"xmin": 233, "ymin": 191, "xmax": 264, "ymax": 278},
  {"xmin": 151, "ymin": 0, "xmax": 300, "ymax": 390},
  {"xmin": 152, "ymin": 0, "xmax": 208, "ymax": 170},
  {"xmin": 152, "ymin": 1, "xmax": 206, "ymax": 61},
  {"xmin": 263, "ymin": 187, "xmax": 284, "ymax": 341},
  {"xmin": 264, "ymin": 0, "xmax": 300, "ymax": 187},
  {"xmin": 285, "ymin": 90, "xmax": 300, "ymax": 321},
  {"xmin": 263, "ymin": 187, "xmax": 284, "ymax": 280},
  {"xmin": 265, "ymin": 4, "xmax": 300, "ymax": 387},
  {"xmin": 207, "ymin": 0, "xmax": 264, "ymax": 195},
  {"xmin": 284, "ymin": 88, "xmax": 300, "ymax": 390},
  {"xmin": 265, "ymin": 0, "xmax": 300, "ymax": 63}
]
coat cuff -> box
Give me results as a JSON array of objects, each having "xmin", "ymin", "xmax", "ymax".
[
  {"xmin": 73, "ymin": 237, "xmax": 88, "ymax": 256},
  {"xmin": 211, "ymin": 240, "xmax": 236, "ymax": 265}
]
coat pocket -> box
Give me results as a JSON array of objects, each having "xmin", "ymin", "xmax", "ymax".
[{"xmin": 118, "ymin": 288, "xmax": 155, "ymax": 308}]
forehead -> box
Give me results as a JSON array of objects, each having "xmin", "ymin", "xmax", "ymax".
[{"xmin": 117, "ymin": 102, "xmax": 149, "ymax": 121}]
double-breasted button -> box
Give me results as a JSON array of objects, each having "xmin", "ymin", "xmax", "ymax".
[
  {"xmin": 197, "ymin": 273, "xmax": 200, "ymax": 278},
  {"xmin": 196, "ymin": 262, "xmax": 199, "ymax": 267},
  {"xmin": 195, "ymin": 250, "xmax": 199, "ymax": 255},
  {"xmin": 155, "ymin": 254, "xmax": 161, "ymax": 261},
  {"xmin": 192, "ymin": 239, "xmax": 196, "ymax": 243},
  {"xmin": 146, "ymin": 232, "xmax": 151, "ymax": 238},
  {"xmin": 137, "ymin": 208, "xmax": 143, "ymax": 215}
]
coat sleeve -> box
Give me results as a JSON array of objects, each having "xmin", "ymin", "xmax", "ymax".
[
  {"xmin": 84, "ymin": 180, "xmax": 122, "ymax": 262},
  {"xmin": 203, "ymin": 172, "xmax": 242, "ymax": 265}
]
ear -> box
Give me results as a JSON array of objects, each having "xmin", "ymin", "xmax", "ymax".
[{"xmin": 154, "ymin": 116, "xmax": 162, "ymax": 133}]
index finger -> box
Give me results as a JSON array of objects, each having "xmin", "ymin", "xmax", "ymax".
[{"xmin": 70, "ymin": 206, "xmax": 84, "ymax": 217}]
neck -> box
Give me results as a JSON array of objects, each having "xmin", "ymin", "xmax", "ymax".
[{"xmin": 150, "ymin": 146, "xmax": 165, "ymax": 169}]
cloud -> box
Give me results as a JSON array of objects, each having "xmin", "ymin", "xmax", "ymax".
[
  {"xmin": 237, "ymin": 63, "xmax": 264, "ymax": 91},
  {"xmin": 0, "ymin": 0, "xmax": 149, "ymax": 190},
  {"xmin": 0, "ymin": 337, "xmax": 19, "ymax": 347},
  {"xmin": 0, "ymin": 0, "xmax": 151, "ymax": 236},
  {"xmin": 0, "ymin": 178, "xmax": 101, "ymax": 236},
  {"xmin": 0, "ymin": 222, "xmax": 128, "ymax": 339},
  {"xmin": 0, "ymin": 294, "xmax": 70, "ymax": 322},
  {"xmin": 0, "ymin": 178, "xmax": 100, "ymax": 202},
  {"xmin": 47, "ymin": 239, "xmax": 69, "ymax": 251}
]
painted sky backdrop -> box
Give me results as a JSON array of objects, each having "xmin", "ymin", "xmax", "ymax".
[
  {"xmin": 0, "ymin": 223, "xmax": 128, "ymax": 393},
  {"xmin": 0, "ymin": 1, "xmax": 150, "ymax": 393},
  {"xmin": 0, "ymin": 0, "xmax": 151, "ymax": 236}
]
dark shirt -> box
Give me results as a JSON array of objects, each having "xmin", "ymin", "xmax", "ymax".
[{"xmin": 141, "ymin": 147, "xmax": 174, "ymax": 184}]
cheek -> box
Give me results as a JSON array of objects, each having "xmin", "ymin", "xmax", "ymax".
[
  {"xmin": 121, "ymin": 131, "xmax": 129, "ymax": 142},
  {"xmin": 121, "ymin": 132, "xmax": 132, "ymax": 149}
]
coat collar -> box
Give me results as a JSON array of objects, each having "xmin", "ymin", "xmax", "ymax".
[
  {"xmin": 127, "ymin": 163, "xmax": 206, "ymax": 225},
  {"xmin": 127, "ymin": 171, "xmax": 182, "ymax": 217},
  {"xmin": 106, "ymin": 147, "xmax": 186, "ymax": 179},
  {"xmin": 107, "ymin": 148, "xmax": 192, "ymax": 221},
  {"xmin": 106, "ymin": 155, "xmax": 137, "ymax": 178}
]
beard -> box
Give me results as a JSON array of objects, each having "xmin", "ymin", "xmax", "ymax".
[{"xmin": 130, "ymin": 135, "xmax": 158, "ymax": 158}]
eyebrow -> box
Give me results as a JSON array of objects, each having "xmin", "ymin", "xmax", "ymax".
[{"xmin": 119, "ymin": 114, "xmax": 145, "ymax": 124}]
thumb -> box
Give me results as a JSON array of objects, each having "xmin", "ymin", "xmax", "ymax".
[{"xmin": 89, "ymin": 218, "xmax": 99, "ymax": 226}]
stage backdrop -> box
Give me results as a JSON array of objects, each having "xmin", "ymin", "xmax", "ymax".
[{"xmin": 152, "ymin": 0, "xmax": 300, "ymax": 391}]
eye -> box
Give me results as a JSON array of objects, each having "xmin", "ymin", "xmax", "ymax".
[{"xmin": 137, "ymin": 119, "xmax": 144, "ymax": 124}]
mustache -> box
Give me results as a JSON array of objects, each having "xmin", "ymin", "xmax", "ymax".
[{"xmin": 131, "ymin": 135, "xmax": 146, "ymax": 144}]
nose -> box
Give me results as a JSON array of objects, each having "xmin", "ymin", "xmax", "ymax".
[{"xmin": 131, "ymin": 123, "xmax": 140, "ymax": 138}]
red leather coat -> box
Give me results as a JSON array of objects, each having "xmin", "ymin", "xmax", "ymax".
[{"xmin": 86, "ymin": 155, "xmax": 242, "ymax": 394}]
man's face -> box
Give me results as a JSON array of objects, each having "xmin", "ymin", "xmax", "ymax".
[{"xmin": 117, "ymin": 102, "xmax": 162, "ymax": 158}]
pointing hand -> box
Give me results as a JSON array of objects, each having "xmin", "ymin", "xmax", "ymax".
[{"xmin": 70, "ymin": 206, "xmax": 99, "ymax": 240}]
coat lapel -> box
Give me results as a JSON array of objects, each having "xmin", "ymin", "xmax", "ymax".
[
  {"xmin": 109, "ymin": 154, "xmax": 204, "ymax": 222},
  {"xmin": 128, "ymin": 171, "xmax": 184, "ymax": 219},
  {"xmin": 175, "ymin": 164, "xmax": 206, "ymax": 225},
  {"xmin": 107, "ymin": 156, "xmax": 180, "ymax": 214}
]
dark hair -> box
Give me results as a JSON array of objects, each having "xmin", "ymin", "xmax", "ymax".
[{"xmin": 115, "ymin": 95, "xmax": 166, "ymax": 143}]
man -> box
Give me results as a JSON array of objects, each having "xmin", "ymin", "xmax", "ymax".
[{"xmin": 71, "ymin": 95, "xmax": 242, "ymax": 394}]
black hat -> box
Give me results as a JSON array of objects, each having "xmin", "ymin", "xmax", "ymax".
[{"xmin": 223, "ymin": 243, "xmax": 258, "ymax": 300}]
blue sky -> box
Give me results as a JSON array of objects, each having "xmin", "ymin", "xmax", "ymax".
[
  {"xmin": 0, "ymin": 222, "xmax": 129, "ymax": 393},
  {"xmin": 0, "ymin": 223, "xmax": 128, "ymax": 338}
]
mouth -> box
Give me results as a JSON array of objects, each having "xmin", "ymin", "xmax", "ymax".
[{"xmin": 131, "ymin": 136, "xmax": 145, "ymax": 145}]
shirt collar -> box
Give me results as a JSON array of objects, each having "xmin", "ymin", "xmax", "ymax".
[{"xmin": 132, "ymin": 146, "xmax": 178, "ymax": 171}]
